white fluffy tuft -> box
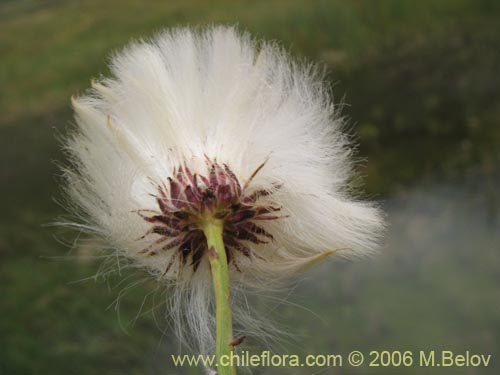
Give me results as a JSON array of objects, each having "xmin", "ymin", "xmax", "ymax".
[{"xmin": 62, "ymin": 25, "xmax": 384, "ymax": 353}]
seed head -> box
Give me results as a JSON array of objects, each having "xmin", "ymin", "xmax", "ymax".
[{"xmin": 62, "ymin": 25, "xmax": 384, "ymax": 353}]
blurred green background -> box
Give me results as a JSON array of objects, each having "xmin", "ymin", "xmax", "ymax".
[{"xmin": 1, "ymin": 0, "xmax": 499, "ymax": 374}]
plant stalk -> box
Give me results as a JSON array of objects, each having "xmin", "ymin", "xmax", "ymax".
[{"xmin": 202, "ymin": 218, "xmax": 236, "ymax": 375}]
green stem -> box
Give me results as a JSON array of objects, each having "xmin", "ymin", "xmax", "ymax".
[{"xmin": 202, "ymin": 218, "xmax": 236, "ymax": 375}]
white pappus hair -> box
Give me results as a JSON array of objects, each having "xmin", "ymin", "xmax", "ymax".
[{"xmin": 61, "ymin": 25, "xmax": 384, "ymax": 354}]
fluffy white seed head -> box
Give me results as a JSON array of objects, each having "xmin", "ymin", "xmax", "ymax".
[{"xmin": 62, "ymin": 25, "xmax": 384, "ymax": 353}]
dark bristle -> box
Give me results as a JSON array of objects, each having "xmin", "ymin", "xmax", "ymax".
[{"xmin": 136, "ymin": 159, "xmax": 283, "ymax": 273}]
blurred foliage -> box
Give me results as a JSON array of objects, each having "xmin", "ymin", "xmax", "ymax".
[{"xmin": 1, "ymin": 0, "xmax": 499, "ymax": 374}]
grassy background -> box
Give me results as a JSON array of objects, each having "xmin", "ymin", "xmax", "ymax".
[{"xmin": 1, "ymin": 1, "xmax": 499, "ymax": 374}]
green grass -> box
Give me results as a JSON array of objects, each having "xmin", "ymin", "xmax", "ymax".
[
  {"xmin": 1, "ymin": 1, "xmax": 500, "ymax": 374},
  {"xmin": 0, "ymin": 0, "xmax": 494, "ymax": 126}
]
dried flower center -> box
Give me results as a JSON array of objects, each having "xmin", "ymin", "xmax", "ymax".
[{"xmin": 137, "ymin": 160, "xmax": 282, "ymax": 274}]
